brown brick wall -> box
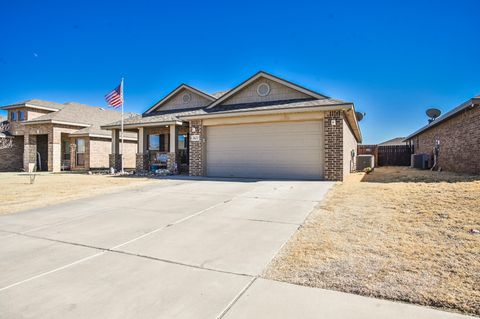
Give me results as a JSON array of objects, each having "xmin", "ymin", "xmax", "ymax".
[
  {"xmin": 109, "ymin": 154, "xmax": 122, "ymax": 172},
  {"xmin": 0, "ymin": 136, "xmax": 24, "ymax": 171},
  {"xmin": 324, "ymin": 111, "xmax": 344, "ymax": 181},
  {"xmin": 136, "ymin": 153, "xmax": 148, "ymax": 172},
  {"xmin": 189, "ymin": 120, "xmax": 205, "ymax": 176},
  {"xmin": 413, "ymin": 104, "xmax": 480, "ymax": 174}
]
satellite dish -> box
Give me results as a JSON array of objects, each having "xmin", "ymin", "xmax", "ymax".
[
  {"xmin": 355, "ymin": 111, "xmax": 365, "ymax": 121},
  {"xmin": 426, "ymin": 108, "xmax": 441, "ymax": 120}
]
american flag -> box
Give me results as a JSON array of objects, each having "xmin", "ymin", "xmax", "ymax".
[{"xmin": 105, "ymin": 80, "xmax": 123, "ymax": 108}]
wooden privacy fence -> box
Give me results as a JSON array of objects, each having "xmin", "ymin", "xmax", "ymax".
[{"xmin": 357, "ymin": 144, "xmax": 413, "ymax": 167}]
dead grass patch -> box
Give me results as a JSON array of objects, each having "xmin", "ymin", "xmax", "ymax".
[
  {"xmin": 264, "ymin": 167, "xmax": 480, "ymax": 316},
  {"xmin": 0, "ymin": 172, "xmax": 158, "ymax": 215}
]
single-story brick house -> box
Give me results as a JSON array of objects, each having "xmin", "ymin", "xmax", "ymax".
[
  {"xmin": 405, "ymin": 95, "xmax": 480, "ymax": 174},
  {"xmin": 0, "ymin": 100, "xmax": 137, "ymax": 172},
  {"xmin": 103, "ymin": 72, "xmax": 362, "ymax": 181}
]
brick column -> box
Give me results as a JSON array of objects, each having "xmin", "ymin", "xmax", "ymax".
[
  {"xmin": 109, "ymin": 129, "xmax": 121, "ymax": 172},
  {"xmin": 135, "ymin": 153, "xmax": 148, "ymax": 172},
  {"xmin": 324, "ymin": 111, "xmax": 344, "ymax": 181},
  {"xmin": 70, "ymin": 139, "xmax": 76, "ymax": 169},
  {"xmin": 189, "ymin": 120, "xmax": 205, "ymax": 176},
  {"xmin": 23, "ymin": 134, "xmax": 37, "ymax": 171},
  {"xmin": 109, "ymin": 154, "xmax": 122, "ymax": 172}
]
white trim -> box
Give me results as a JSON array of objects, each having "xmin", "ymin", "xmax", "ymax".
[
  {"xmin": 181, "ymin": 104, "xmax": 362, "ymax": 143},
  {"xmin": 68, "ymin": 133, "xmax": 138, "ymax": 141},
  {"xmin": 144, "ymin": 84, "xmax": 216, "ymax": 114},
  {"xmin": 181, "ymin": 104, "xmax": 352, "ymax": 120},
  {"xmin": 101, "ymin": 120, "xmax": 183, "ymax": 130},
  {"xmin": 22, "ymin": 120, "xmax": 91, "ymax": 127},
  {"xmin": 207, "ymin": 71, "xmax": 328, "ymax": 109}
]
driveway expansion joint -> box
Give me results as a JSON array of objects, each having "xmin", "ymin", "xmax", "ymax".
[{"xmin": 216, "ymin": 277, "xmax": 258, "ymax": 319}]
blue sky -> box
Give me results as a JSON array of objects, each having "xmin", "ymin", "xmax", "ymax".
[{"xmin": 1, "ymin": 0, "xmax": 479, "ymax": 144}]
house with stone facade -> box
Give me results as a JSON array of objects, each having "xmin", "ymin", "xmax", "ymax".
[
  {"xmin": 405, "ymin": 95, "xmax": 480, "ymax": 174},
  {"xmin": 102, "ymin": 71, "xmax": 361, "ymax": 181},
  {"xmin": 0, "ymin": 100, "xmax": 137, "ymax": 172}
]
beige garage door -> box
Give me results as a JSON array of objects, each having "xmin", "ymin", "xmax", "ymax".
[{"xmin": 206, "ymin": 121, "xmax": 324, "ymax": 180}]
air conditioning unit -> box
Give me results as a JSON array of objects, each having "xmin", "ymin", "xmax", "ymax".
[
  {"xmin": 412, "ymin": 154, "xmax": 430, "ymax": 169},
  {"xmin": 356, "ymin": 155, "xmax": 375, "ymax": 171}
]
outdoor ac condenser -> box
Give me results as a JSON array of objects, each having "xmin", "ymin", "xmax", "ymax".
[
  {"xmin": 412, "ymin": 154, "xmax": 430, "ymax": 169},
  {"xmin": 356, "ymin": 155, "xmax": 375, "ymax": 171}
]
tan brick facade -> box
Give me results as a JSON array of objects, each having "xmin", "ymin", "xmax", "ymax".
[{"xmin": 412, "ymin": 105, "xmax": 480, "ymax": 174}]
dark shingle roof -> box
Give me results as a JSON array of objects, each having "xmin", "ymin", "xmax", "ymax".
[
  {"xmin": 202, "ymin": 98, "xmax": 347, "ymax": 113},
  {"xmin": 102, "ymin": 98, "xmax": 350, "ymax": 128},
  {"xmin": 209, "ymin": 91, "xmax": 229, "ymax": 99},
  {"xmin": 103, "ymin": 107, "xmax": 206, "ymax": 128},
  {"xmin": 405, "ymin": 96, "xmax": 480, "ymax": 140}
]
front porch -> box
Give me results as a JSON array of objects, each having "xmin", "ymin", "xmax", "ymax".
[
  {"xmin": 22, "ymin": 125, "xmax": 84, "ymax": 172},
  {"xmin": 109, "ymin": 123, "xmax": 189, "ymax": 174}
]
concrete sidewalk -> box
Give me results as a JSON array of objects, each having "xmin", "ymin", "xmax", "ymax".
[{"xmin": 223, "ymin": 279, "xmax": 473, "ymax": 319}]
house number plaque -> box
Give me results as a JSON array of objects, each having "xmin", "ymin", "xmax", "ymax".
[{"xmin": 190, "ymin": 134, "xmax": 200, "ymax": 142}]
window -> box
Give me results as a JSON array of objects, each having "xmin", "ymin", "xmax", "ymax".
[
  {"xmin": 76, "ymin": 138, "xmax": 86, "ymax": 166},
  {"xmin": 18, "ymin": 111, "xmax": 25, "ymax": 121},
  {"xmin": 148, "ymin": 134, "xmax": 160, "ymax": 150},
  {"xmin": 11, "ymin": 111, "xmax": 17, "ymax": 121},
  {"xmin": 178, "ymin": 134, "xmax": 188, "ymax": 165},
  {"xmin": 63, "ymin": 140, "xmax": 71, "ymax": 160},
  {"xmin": 147, "ymin": 134, "xmax": 169, "ymax": 167},
  {"xmin": 178, "ymin": 134, "xmax": 187, "ymax": 150},
  {"xmin": 148, "ymin": 134, "xmax": 167, "ymax": 151}
]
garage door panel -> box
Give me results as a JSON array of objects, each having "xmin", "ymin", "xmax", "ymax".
[{"xmin": 206, "ymin": 121, "xmax": 324, "ymax": 180}]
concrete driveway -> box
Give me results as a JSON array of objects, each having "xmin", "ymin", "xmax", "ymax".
[{"xmin": 0, "ymin": 178, "xmax": 472, "ymax": 318}]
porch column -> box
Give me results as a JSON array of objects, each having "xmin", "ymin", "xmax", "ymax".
[
  {"xmin": 49, "ymin": 128, "xmax": 61, "ymax": 172},
  {"xmin": 109, "ymin": 129, "xmax": 122, "ymax": 172},
  {"xmin": 167, "ymin": 125, "xmax": 177, "ymax": 172},
  {"xmin": 135, "ymin": 127, "xmax": 148, "ymax": 172},
  {"xmin": 23, "ymin": 133, "xmax": 37, "ymax": 172},
  {"xmin": 70, "ymin": 138, "xmax": 76, "ymax": 169}
]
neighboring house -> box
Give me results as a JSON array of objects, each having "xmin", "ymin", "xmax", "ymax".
[
  {"xmin": 378, "ymin": 137, "xmax": 406, "ymax": 146},
  {"xmin": 103, "ymin": 71, "xmax": 362, "ymax": 181},
  {"xmin": 0, "ymin": 100, "xmax": 137, "ymax": 172},
  {"xmin": 405, "ymin": 95, "xmax": 480, "ymax": 174}
]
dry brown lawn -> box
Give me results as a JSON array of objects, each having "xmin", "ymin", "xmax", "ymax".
[
  {"xmin": 264, "ymin": 167, "xmax": 480, "ymax": 316},
  {"xmin": 0, "ymin": 172, "xmax": 158, "ymax": 215}
]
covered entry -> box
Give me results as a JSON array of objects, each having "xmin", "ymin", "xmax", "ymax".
[{"xmin": 206, "ymin": 121, "xmax": 324, "ymax": 179}]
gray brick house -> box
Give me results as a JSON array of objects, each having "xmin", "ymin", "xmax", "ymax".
[
  {"xmin": 405, "ymin": 95, "xmax": 480, "ymax": 174},
  {"xmin": 103, "ymin": 71, "xmax": 362, "ymax": 181},
  {"xmin": 0, "ymin": 100, "xmax": 137, "ymax": 172}
]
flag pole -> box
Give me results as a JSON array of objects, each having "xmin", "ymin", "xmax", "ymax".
[{"xmin": 121, "ymin": 77, "xmax": 124, "ymax": 174}]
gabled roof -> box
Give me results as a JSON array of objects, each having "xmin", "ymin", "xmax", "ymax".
[
  {"xmin": 144, "ymin": 84, "xmax": 216, "ymax": 114},
  {"xmin": 102, "ymin": 107, "xmax": 205, "ymax": 129},
  {"xmin": 2, "ymin": 99, "xmax": 139, "ymax": 139},
  {"xmin": 1, "ymin": 99, "xmax": 67, "ymax": 111},
  {"xmin": 405, "ymin": 96, "xmax": 480, "ymax": 140},
  {"xmin": 206, "ymin": 71, "xmax": 329, "ymax": 109}
]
